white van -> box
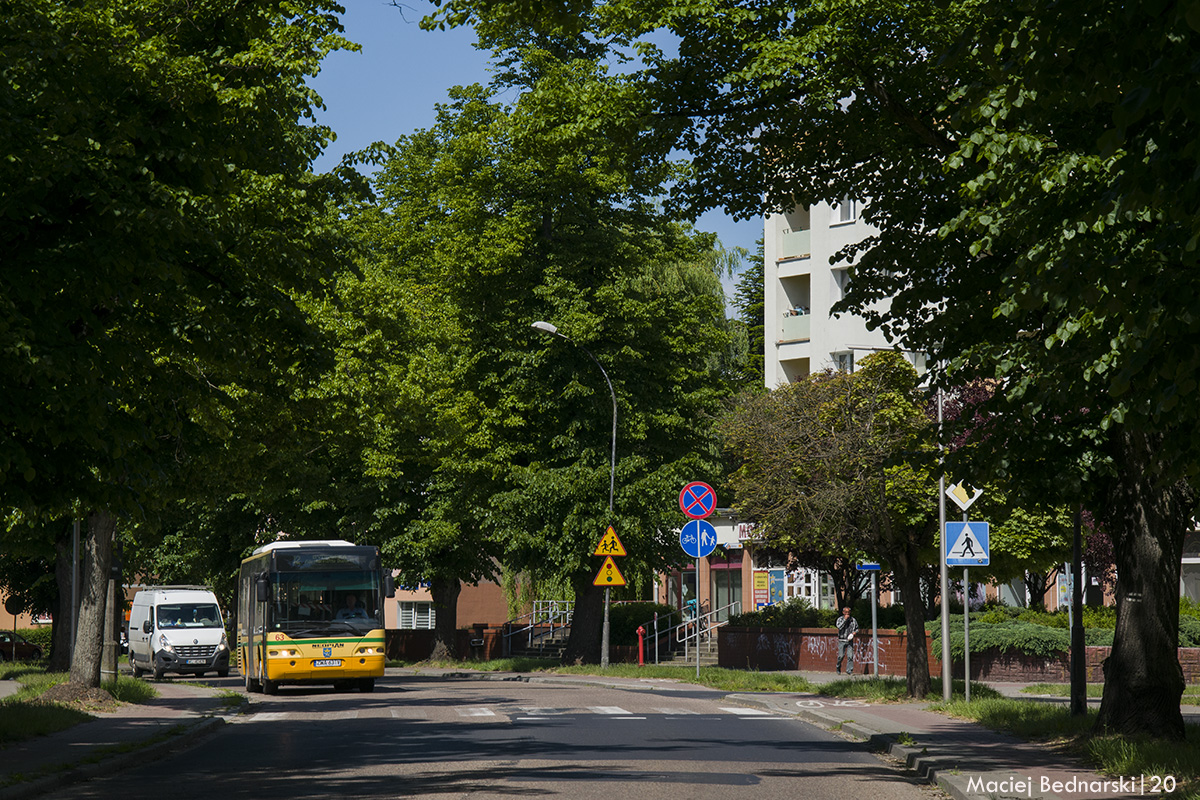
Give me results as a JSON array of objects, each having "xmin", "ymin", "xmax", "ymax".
[{"xmin": 128, "ymin": 586, "xmax": 231, "ymax": 679}]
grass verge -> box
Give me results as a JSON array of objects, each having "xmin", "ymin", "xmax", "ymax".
[{"xmin": 933, "ymin": 697, "xmax": 1200, "ymax": 797}]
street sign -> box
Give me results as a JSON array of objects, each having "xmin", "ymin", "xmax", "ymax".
[
  {"xmin": 946, "ymin": 482, "xmax": 984, "ymax": 512},
  {"xmin": 593, "ymin": 556, "xmax": 627, "ymax": 587},
  {"xmin": 945, "ymin": 521, "xmax": 990, "ymax": 566},
  {"xmin": 593, "ymin": 526, "xmax": 627, "ymax": 557},
  {"xmin": 856, "ymin": 562, "xmax": 881, "ymax": 571},
  {"xmin": 678, "ymin": 481, "xmax": 717, "ymax": 519},
  {"xmin": 679, "ymin": 519, "xmax": 717, "ymax": 558}
]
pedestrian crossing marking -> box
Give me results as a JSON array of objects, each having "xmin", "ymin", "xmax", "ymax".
[
  {"xmin": 588, "ymin": 706, "xmax": 632, "ymax": 715},
  {"xmin": 248, "ymin": 712, "xmax": 289, "ymax": 722},
  {"xmin": 326, "ymin": 711, "xmax": 358, "ymax": 720},
  {"xmin": 651, "ymin": 707, "xmax": 699, "ymax": 715},
  {"xmin": 391, "ymin": 708, "xmax": 428, "ymax": 720},
  {"xmin": 456, "ymin": 707, "xmax": 497, "ymax": 717},
  {"xmin": 720, "ymin": 707, "xmax": 776, "ymax": 716}
]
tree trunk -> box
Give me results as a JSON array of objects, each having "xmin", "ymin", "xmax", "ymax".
[
  {"xmin": 428, "ymin": 578, "xmax": 462, "ymax": 661},
  {"xmin": 69, "ymin": 511, "xmax": 115, "ymax": 688},
  {"xmin": 50, "ymin": 533, "xmax": 74, "ymax": 672},
  {"xmin": 897, "ymin": 542, "xmax": 931, "ymax": 699},
  {"xmin": 562, "ymin": 574, "xmax": 602, "ymax": 665},
  {"xmin": 1095, "ymin": 430, "xmax": 1192, "ymax": 740}
]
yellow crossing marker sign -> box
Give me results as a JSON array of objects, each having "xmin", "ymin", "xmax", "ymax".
[
  {"xmin": 593, "ymin": 525, "xmax": 627, "ymax": 557},
  {"xmin": 593, "ymin": 556, "xmax": 627, "ymax": 587}
]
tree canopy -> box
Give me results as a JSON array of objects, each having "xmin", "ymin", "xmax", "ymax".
[
  {"xmin": 1, "ymin": 0, "xmax": 358, "ymax": 686},
  {"xmin": 425, "ymin": 0, "xmax": 1200, "ymax": 737}
]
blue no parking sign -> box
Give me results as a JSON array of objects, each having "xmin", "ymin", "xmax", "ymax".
[{"xmin": 679, "ymin": 482, "xmax": 717, "ymax": 519}]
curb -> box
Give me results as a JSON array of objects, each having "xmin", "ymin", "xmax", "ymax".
[
  {"xmin": 0, "ymin": 715, "xmax": 226, "ymax": 800},
  {"xmin": 726, "ymin": 694, "xmax": 977, "ymax": 800}
]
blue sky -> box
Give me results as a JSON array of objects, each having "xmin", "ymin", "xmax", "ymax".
[{"xmin": 308, "ymin": 2, "xmax": 760, "ymax": 296}]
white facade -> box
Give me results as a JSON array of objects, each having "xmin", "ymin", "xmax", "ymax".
[{"xmin": 763, "ymin": 198, "xmax": 920, "ymax": 386}]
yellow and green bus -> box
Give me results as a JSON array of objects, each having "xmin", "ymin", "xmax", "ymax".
[{"xmin": 237, "ymin": 540, "xmax": 394, "ymax": 694}]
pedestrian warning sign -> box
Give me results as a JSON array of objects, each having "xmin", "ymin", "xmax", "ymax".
[
  {"xmin": 593, "ymin": 526, "xmax": 627, "ymax": 557},
  {"xmin": 945, "ymin": 521, "xmax": 990, "ymax": 566},
  {"xmin": 593, "ymin": 556, "xmax": 627, "ymax": 587}
]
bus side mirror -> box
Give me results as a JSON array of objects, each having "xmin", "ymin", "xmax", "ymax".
[
  {"xmin": 384, "ymin": 574, "xmax": 395, "ymax": 598},
  {"xmin": 256, "ymin": 576, "xmax": 270, "ymax": 603}
]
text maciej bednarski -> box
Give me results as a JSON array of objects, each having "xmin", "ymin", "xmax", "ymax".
[{"xmin": 966, "ymin": 774, "xmax": 1174, "ymax": 796}]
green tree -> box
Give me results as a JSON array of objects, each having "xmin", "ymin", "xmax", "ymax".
[
  {"xmin": 721, "ymin": 352, "xmax": 939, "ymax": 697},
  {"xmin": 1, "ymin": 0, "xmax": 355, "ymax": 687},
  {"xmin": 345, "ymin": 51, "xmax": 733, "ymax": 662},
  {"xmin": 425, "ymin": 0, "xmax": 1199, "ymax": 737}
]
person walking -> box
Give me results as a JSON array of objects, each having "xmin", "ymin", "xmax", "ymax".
[{"xmin": 835, "ymin": 606, "xmax": 859, "ymax": 675}]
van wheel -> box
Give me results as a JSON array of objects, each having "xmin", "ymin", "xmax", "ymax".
[
  {"xmin": 153, "ymin": 666, "xmax": 165, "ymax": 680},
  {"xmin": 130, "ymin": 658, "xmax": 143, "ymax": 678},
  {"xmin": 358, "ymin": 679, "xmax": 375, "ymax": 693},
  {"xmin": 217, "ymin": 668, "xmax": 229, "ymax": 678}
]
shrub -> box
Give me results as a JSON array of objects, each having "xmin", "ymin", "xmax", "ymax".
[
  {"xmin": 19, "ymin": 627, "xmax": 53, "ymax": 649},
  {"xmin": 609, "ymin": 602, "xmax": 674, "ymax": 646}
]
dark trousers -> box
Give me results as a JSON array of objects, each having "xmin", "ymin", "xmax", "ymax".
[{"xmin": 836, "ymin": 640, "xmax": 854, "ymax": 674}]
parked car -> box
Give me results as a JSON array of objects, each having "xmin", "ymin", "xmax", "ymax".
[{"xmin": 0, "ymin": 632, "xmax": 44, "ymax": 661}]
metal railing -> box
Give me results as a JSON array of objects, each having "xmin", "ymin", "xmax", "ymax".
[
  {"xmin": 676, "ymin": 600, "xmax": 739, "ymax": 658},
  {"xmin": 635, "ymin": 600, "xmax": 741, "ymax": 664},
  {"xmin": 502, "ymin": 600, "xmax": 574, "ymax": 656}
]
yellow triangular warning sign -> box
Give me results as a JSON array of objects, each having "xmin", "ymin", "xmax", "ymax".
[
  {"xmin": 593, "ymin": 556, "xmax": 627, "ymax": 587},
  {"xmin": 593, "ymin": 525, "xmax": 627, "ymax": 557}
]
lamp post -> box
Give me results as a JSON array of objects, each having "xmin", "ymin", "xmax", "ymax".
[{"xmin": 531, "ymin": 321, "xmax": 617, "ymax": 667}]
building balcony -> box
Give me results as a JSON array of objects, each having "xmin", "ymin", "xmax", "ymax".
[
  {"xmin": 779, "ymin": 312, "xmax": 810, "ymax": 343},
  {"xmin": 778, "ymin": 229, "xmax": 811, "ymax": 261}
]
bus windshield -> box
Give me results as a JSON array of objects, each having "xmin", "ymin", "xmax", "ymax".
[{"xmin": 271, "ymin": 571, "xmax": 381, "ymax": 635}]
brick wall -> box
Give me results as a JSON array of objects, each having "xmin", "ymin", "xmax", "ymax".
[
  {"xmin": 718, "ymin": 626, "xmax": 939, "ymax": 676},
  {"xmin": 719, "ymin": 626, "xmax": 1200, "ymax": 683},
  {"xmin": 387, "ymin": 627, "xmax": 503, "ymax": 661}
]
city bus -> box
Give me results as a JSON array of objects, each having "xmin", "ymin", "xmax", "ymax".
[{"xmin": 237, "ymin": 540, "xmax": 394, "ymax": 694}]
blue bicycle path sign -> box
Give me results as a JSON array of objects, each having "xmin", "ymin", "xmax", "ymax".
[{"xmin": 680, "ymin": 519, "xmax": 718, "ymax": 559}]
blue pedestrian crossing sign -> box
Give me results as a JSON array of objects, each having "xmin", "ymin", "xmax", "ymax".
[
  {"xmin": 945, "ymin": 521, "xmax": 990, "ymax": 566},
  {"xmin": 680, "ymin": 519, "xmax": 718, "ymax": 559}
]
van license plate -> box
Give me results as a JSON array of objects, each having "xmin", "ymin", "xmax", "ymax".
[
  {"xmin": 313, "ymin": 659, "xmax": 342, "ymax": 668},
  {"xmin": 186, "ymin": 659, "xmax": 207, "ymax": 665}
]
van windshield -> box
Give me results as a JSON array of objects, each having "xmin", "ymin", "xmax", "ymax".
[{"xmin": 157, "ymin": 603, "xmax": 223, "ymax": 629}]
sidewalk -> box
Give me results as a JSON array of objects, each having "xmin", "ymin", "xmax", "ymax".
[
  {"xmin": 0, "ymin": 669, "xmax": 1179, "ymax": 800},
  {"xmin": 724, "ymin": 671, "xmax": 1149, "ymax": 800},
  {"xmin": 0, "ymin": 678, "xmax": 230, "ymax": 800}
]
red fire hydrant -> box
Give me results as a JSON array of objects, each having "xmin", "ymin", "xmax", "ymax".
[{"xmin": 637, "ymin": 626, "xmax": 646, "ymax": 667}]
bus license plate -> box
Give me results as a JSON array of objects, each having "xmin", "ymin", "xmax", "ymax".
[
  {"xmin": 313, "ymin": 659, "xmax": 342, "ymax": 668},
  {"xmin": 186, "ymin": 659, "xmax": 207, "ymax": 665}
]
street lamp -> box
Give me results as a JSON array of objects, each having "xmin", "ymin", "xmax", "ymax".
[{"xmin": 531, "ymin": 321, "xmax": 618, "ymax": 667}]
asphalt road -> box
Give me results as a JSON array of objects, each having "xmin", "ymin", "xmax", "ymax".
[{"xmin": 47, "ymin": 675, "xmax": 940, "ymax": 800}]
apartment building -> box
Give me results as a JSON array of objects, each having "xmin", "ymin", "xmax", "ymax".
[{"xmin": 763, "ymin": 197, "xmax": 924, "ymax": 386}]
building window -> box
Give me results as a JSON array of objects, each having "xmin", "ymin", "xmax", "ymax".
[
  {"xmin": 399, "ymin": 601, "xmax": 436, "ymax": 630},
  {"xmin": 832, "ymin": 268, "xmax": 850, "ymax": 301},
  {"xmin": 834, "ymin": 351, "xmax": 854, "ymax": 372},
  {"xmin": 832, "ymin": 197, "xmax": 857, "ymax": 224}
]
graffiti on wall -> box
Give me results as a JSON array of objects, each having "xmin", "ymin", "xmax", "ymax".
[{"xmin": 756, "ymin": 632, "xmax": 799, "ymax": 669}]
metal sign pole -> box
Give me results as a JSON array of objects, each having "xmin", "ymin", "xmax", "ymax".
[
  {"xmin": 963, "ymin": 566, "xmax": 970, "ymax": 703},
  {"xmin": 871, "ymin": 572, "xmax": 879, "ymax": 676},
  {"xmin": 695, "ymin": 561, "xmax": 701, "ymax": 678},
  {"xmin": 963, "ymin": 508, "xmax": 970, "ymax": 703},
  {"xmin": 938, "ymin": 391, "xmax": 950, "ymax": 701}
]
